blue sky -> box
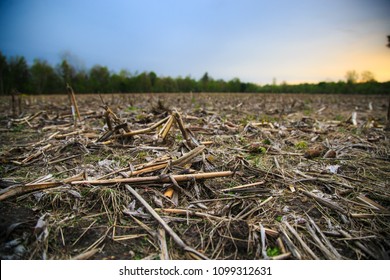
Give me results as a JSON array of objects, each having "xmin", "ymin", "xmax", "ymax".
[{"xmin": 1, "ymin": 0, "xmax": 389, "ymax": 84}]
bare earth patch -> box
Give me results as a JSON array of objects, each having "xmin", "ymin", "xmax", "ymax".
[{"xmin": 0, "ymin": 93, "xmax": 389, "ymax": 260}]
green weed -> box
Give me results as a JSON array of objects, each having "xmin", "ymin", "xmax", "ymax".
[
  {"xmin": 267, "ymin": 247, "xmax": 281, "ymax": 257},
  {"xmin": 295, "ymin": 141, "xmax": 308, "ymax": 150}
]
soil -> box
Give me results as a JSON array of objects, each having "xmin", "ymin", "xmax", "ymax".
[{"xmin": 0, "ymin": 93, "xmax": 389, "ymax": 260}]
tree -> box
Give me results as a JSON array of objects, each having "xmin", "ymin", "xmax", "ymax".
[
  {"xmin": 227, "ymin": 78, "xmax": 241, "ymax": 92},
  {"xmin": 89, "ymin": 65, "xmax": 110, "ymax": 93},
  {"xmin": 149, "ymin": 71, "xmax": 157, "ymax": 90},
  {"xmin": 155, "ymin": 76, "xmax": 177, "ymax": 92},
  {"xmin": 345, "ymin": 70, "xmax": 359, "ymax": 84},
  {"xmin": 30, "ymin": 59, "xmax": 58, "ymax": 94},
  {"xmin": 134, "ymin": 72, "xmax": 152, "ymax": 92},
  {"xmin": 0, "ymin": 51, "xmax": 8, "ymax": 95},
  {"xmin": 7, "ymin": 56, "xmax": 29, "ymax": 93},
  {"xmin": 73, "ymin": 70, "xmax": 89, "ymax": 93},
  {"xmin": 360, "ymin": 71, "xmax": 376, "ymax": 83},
  {"xmin": 57, "ymin": 59, "xmax": 76, "ymax": 86},
  {"xmin": 200, "ymin": 72, "xmax": 209, "ymax": 91}
]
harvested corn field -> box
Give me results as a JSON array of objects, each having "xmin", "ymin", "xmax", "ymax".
[{"xmin": 0, "ymin": 92, "xmax": 389, "ymax": 260}]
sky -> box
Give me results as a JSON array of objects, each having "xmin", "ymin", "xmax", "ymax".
[{"xmin": 0, "ymin": 0, "xmax": 390, "ymax": 84}]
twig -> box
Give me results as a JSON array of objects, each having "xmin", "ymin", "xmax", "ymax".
[
  {"xmin": 220, "ymin": 181, "xmax": 265, "ymax": 192},
  {"xmin": 125, "ymin": 185, "xmax": 209, "ymax": 259}
]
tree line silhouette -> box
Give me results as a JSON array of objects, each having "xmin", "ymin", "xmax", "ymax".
[{"xmin": 0, "ymin": 52, "xmax": 389, "ymax": 95}]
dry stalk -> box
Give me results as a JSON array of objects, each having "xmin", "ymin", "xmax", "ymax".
[
  {"xmin": 306, "ymin": 215, "xmax": 342, "ymax": 259},
  {"xmin": 118, "ymin": 116, "xmax": 170, "ymax": 137},
  {"xmin": 279, "ymin": 225, "xmax": 302, "ymax": 260},
  {"xmin": 171, "ymin": 145, "xmax": 206, "ymax": 166},
  {"xmin": 158, "ymin": 114, "xmax": 174, "ymax": 140},
  {"xmin": 300, "ymin": 189, "xmax": 347, "ymax": 215},
  {"xmin": 21, "ymin": 143, "xmax": 52, "ymax": 164},
  {"xmin": 219, "ymin": 181, "xmax": 265, "ymax": 192},
  {"xmin": 125, "ymin": 184, "xmax": 209, "ymax": 260},
  {"xmin": 66, "ymin": 84, "xmax": 81, "ymax": 127},
  {"xmin": 283, "ymin": 221, "xmax": 319, "ymax": 260},
  {"xmin": 157, "ymin": 226, "xmax": 170, "ymax": 260},
  {"xmin": 72, "ymin": 170, "xmax": 233, "ymax": 186},
  {"xmin": 338, "ymin": 229, "xmax": 378, "ymax": 259},
  {"xmin": 173, "ymin": 110, "xmax": 195, "ymax": 148},
  {"xmin": 271, "ymin": 252, "xmax": 292, "ymax": 260},
  {"xmin": 121, "ymin": 145, "xmax": 205, "ymax": 177},
  {"xmin": 0, "ymin": 171, "xmax": 86, "ymax": 201},
  {"xmin": 71, "ymin": 248, "xmax": 100, "ymax": 260}
]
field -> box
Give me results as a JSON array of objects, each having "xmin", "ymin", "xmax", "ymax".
[{"xmin": 0, "ymin": 93, "xmax": 389, "ymax": 260}]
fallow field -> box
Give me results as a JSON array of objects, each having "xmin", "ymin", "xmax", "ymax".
[{"xmin": 0, "ymin": 93, "xmax": 389, "ymax": 260}]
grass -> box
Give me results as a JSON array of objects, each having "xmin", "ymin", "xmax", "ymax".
[
  {"xmin": 267, "ymin": 247, "xmax": 281, "ymax": 257},
  {"xmin": 262, "ymin": 139, "xmax": 272, "ymax": 145},
  {"xmin": 126, "ymin": 106, "xmax": 139, "ymax": 112},
  {"xmin": 295, "ymin": 141, "xmax": 308, "ymax": 150},
  {"xmin": 11, "ymin": 124, "xmax": 26, "ymax": 132}
]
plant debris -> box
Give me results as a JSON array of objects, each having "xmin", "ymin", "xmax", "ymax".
[{"xmin": 0, "ymin": 93, "xmax": 389, "ymax": 260}]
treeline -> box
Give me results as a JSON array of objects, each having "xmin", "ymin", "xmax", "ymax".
[{"xmin": 0, "ymin": 52, "xmax": 389, "ymax": 95}]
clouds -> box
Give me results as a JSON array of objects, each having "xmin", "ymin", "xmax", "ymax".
[{"xmin": 0, "ymin": 0, "xmax": 389, "ymax": 83}]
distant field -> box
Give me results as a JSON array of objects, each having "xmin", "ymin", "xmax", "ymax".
[{"xmin": 0, "ymin": 93, "xmax": 389, "ymax": 260}]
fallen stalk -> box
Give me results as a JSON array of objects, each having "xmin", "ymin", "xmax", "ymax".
[
  {"xmin": 72, "ymin": 170, "xmax": 233, "ymax": 186},
  {"xmin": 300, "ymin": 189, "xmax": 347, "ymax": 215},
  {"xmin": 125, "ymin": 184, "xmax": 209, "ymax": 260},
  {"xmin": 117, "ymin": 116, "xmax": 170, "ymax": 137},
  {"xmin": 0, "ymin": 171, "xmax": 86, "ymax": 201},
  {"xmin": 161, "ymin": 208, "xmax": 279, "ymax": 237},
  {"xmin": 97, "ymin": 146, "xmax": 205, "ymax": 180}
]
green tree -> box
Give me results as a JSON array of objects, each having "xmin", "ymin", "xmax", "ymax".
[
  {"xmin": 227, "ymin": 78, "xmax": 241, "ymax": 92},
  {"xmin": 0, "ymin": 51, "xmax": 8, "ymax": 95},
  {"xmin": 89, "ymin": 65, "xmax": 110, "ymax": 93},
  {"xmin": 73, "ymin": 70, "xmax": 89, "ymax": 93},
  {"xmin": 155, "ymin": 76, "xmax": 177, "ymax": 92},
  {"xmin": 57, "ymin": 59, "xmax": 76, "ymax": 86},
  {"xmin": 134, "ymin": 72, "xmax": 152, "ymax": 92},
  {"xmin": 200, "ymin": 72, "xmax": 209, "ymax": 92},
  {"xmin": 149, "ymin": 71, "xmax": 157, "ymax": 90},
  {"xmin": 176, "ymin": 75, "xmax": 197, "ymax": 92},
  {"xmin": 30, "ymin": 59, "xmax": 58, "ymax": 94},
  {"xmin": 8, "ymin": 56, "xmax": 29, "ymax": 93}
]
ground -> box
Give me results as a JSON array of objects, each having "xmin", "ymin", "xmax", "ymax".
[{"xmin": 0, "ymin": 93, "xmax": 389, "ymax": 260}]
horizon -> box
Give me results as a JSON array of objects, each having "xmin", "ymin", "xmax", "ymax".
[{"xmin": 1, "ymin": 0, "xmax": 390, "ymax": 84}]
